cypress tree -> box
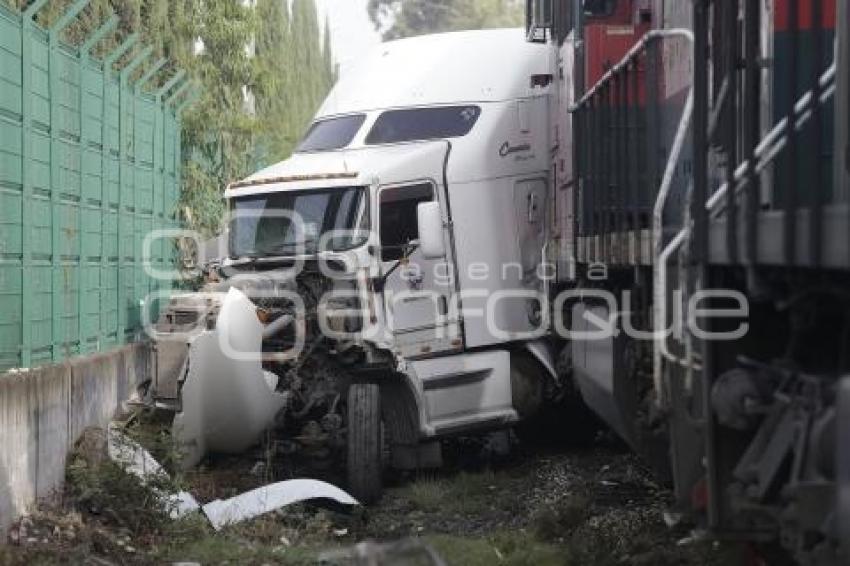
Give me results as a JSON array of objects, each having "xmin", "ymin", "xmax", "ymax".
[
  {"xmin": 254, "ymin": 0, "xmax": 286, "ymax": 161},
  {"xmin": 322, "ymin": 16, "xmax": 336, "ymax": 87},
  {"xmin": 290, "ymin": 0, "xmax": 323, "ymax": 140}
]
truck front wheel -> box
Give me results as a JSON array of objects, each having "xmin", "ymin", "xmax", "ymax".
[{"xmin": 347, "ymin": 382, "xmax": 382, "ymax": 503}]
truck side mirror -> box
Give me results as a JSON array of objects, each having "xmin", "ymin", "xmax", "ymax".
[{"xmin": 417, "ymin": 201, "xmax": 445, "ymax": 259}]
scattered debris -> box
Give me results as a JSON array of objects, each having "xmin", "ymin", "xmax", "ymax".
[
  {"xmin": 107, "ymin": 424, "xmax": 200, "ymax": 519},
  {"xmin": 203, "ymin": 479, "xmax": 359, "ymax": 530},
  {"xmin": 107, "ymin": 422, "xmax": 359, "ymax": 531},
  {"xmin": 4, "ymin": 437, "xmax": 741, "ymax": 566},
  {"xmin": 663, "ymin": 510, "xmax": 684, "ymax": 528},
  {"xmin": 677, "ymin": 529, "xmax": 709, "ymax": 546}
]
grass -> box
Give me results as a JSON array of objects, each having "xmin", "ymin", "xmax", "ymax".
[
  {"xmin": 151, "ymin": 527, "xmax": 320, "ymax": 565},
  {"xmin": 404, "ymin": 469, "xmax": 511, "ymax": 515},
  {"xmin": 66, "ymin": 439, "xmax": 177, "ymax": 537},
  {"xmin": 4, "ymin": 426, "xmax": 744, "ymax": 566},
  {"xmin": 376, "ymin": 469, "xmax": 577, "ymax": 564},
  {"xmin": 427, "ymin": 532, "xmax": 570, "ymax": 566}
]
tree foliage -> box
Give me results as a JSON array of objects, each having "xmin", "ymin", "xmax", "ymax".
[
  {"xmin": 253, "ymin": 0, "xmax": 336, "ymax": 166},
  {"xmin": 182, "ymin": 0, "xmax": 336, "ymax": 236},
  {"xmin": 367, "ymin": 0, "xmax": 524, "ymax": 40},
  {"xmin": 6, "ymin": 0, "xmax": 336, "ymax": 236}
]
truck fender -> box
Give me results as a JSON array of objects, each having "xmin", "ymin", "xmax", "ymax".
[{"xmin": 376, "ymin": 372, "xmax": 426, "ymax": 445}]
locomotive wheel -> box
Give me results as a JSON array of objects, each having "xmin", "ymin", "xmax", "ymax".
[{"xmin": 347, "ymin": 382, "xmax": 383, "ymax": 503}]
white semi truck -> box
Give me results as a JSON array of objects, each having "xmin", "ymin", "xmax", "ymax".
[{"xmin": 151, "ymin": 28, "xmax": 562, "ymax": 501}]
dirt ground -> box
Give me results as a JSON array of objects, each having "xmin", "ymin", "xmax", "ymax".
[{"xmin": 1, "ymin": 423, "xmax": 749, "ymax": 566}]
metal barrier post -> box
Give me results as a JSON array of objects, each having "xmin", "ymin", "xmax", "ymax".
[
  {"xmin": 19, "ymin": 0, "xmax": 50, "ymax": 367},
  {"xmin": 104, "ymin": 34, "xmax": 137, "ymax": 345},
  {"xmin": 692, "ymin": 0, "xmax": 715, "ymax": 528},
  {"xmin": 121, "ymin": 46, "xmax": 152, "ymax": 341}
]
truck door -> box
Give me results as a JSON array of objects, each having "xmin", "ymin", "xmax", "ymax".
[{"xmin": 378, "ymin": 180, "xmax": 462, "ymax": 358}]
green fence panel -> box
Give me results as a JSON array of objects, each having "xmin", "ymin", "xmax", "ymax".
[{"xmin": 0, "ymin": 2, "xmax": 187, "ymax": 371}]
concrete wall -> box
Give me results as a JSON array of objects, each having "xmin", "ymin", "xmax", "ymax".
[{"xmin": 0, "ymin": 343, "xmax": 150, "ymax": 537}]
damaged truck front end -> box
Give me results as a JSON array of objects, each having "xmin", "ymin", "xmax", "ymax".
[{"xmin": 150, "ymin": 177, "xmax": 405, "ymax": 500}]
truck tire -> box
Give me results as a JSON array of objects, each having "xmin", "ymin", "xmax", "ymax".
[{"xmin": 347, "ymin": 382, "xmax": 382, "ymax": 503}]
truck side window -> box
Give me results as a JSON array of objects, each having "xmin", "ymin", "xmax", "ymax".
[
  {"xmin": 379, "ymin": 183, "xmax": 433, "ymax": 261},
  {"xmin": 296, "ymin": 114, "xmax": 366, "ymax": 152},
  {"xmin": 366, "ymin": 106, "xmax": 481, "ymax": 145}
]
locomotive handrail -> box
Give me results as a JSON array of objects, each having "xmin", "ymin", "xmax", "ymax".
[
  {"xmin": 705, "ymin": 62, "xmax": 838, "ymax": 214},
  {"xmin": 655, "ymin": 58, "xmax": 838, "ymax": 407},
  {"xmin": 569, "ymin": 28, "xmax": 694, "ymax": 112},
  {"xmin": 581, "ymin": 30, "xmax": 696, "ymax": 404},
  {"xmin": 567, "ymin": 27, "xmax": 697, "ymax": 406},
  {"xmin": 656, "ymin": 225, "xmax": 691, "ymax": 373},
  {"xmin": 652, "ymin": 89, "xmax": 695, "ymax": 393}
]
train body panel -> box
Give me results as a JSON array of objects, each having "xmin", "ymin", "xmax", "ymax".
[{"xmin": 529, "ymin": 0, "xmax": 850, "ymax": 562}]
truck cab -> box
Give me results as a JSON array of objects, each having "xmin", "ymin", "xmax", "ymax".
[{"xmin": 155, "ymin": 28, "xmax": 557, "ymax": 501}]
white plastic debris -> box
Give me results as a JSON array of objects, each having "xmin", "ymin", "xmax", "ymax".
[
  {"xmin": 106, "ymin": 424, "xmax": 200, "ymax": 519},
  {"xmin": 173, "ymin": 287, "xmax": 288, "ymax": 468},
  {"xmin": 108, "ymin": 424, "xmax": 359, "ymax": 528},
  {"xmin": 202, "ymin": 479, "xmax": 360, "ymax": 530},
  {"xmin": 662, "ymin": 510, "xmax": 683, "ymax": 528},
  {"xmin": 676, "ymin": 529, "xmax": 709, "ymax": 546}
]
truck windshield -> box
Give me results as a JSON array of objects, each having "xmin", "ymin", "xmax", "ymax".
[
  {"xmin": 296, "ymin": 114, "xmax": 366, "ymax": 152},
  {"xmin": 230, "ymin": 187, "xmax": 368, "ymax": 257},
  {"xmin": 365, "ymin": 105, "xmax": 481, "ymax": 145}
]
